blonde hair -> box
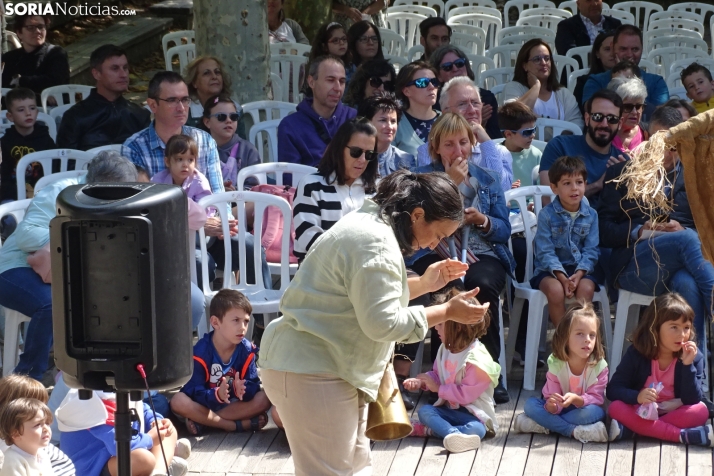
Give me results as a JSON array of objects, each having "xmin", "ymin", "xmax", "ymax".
[
  {"xmin": 551, "ymin": 301, "xmax": 605, "ymax": 364},
  {"xmin": 427, "ymin": 112, "xmax": 476, "ymax": 164},
  {"xmin": 184, "ymin": 56, "xmax": 232, "ymax": 99},
  {"xmin": 0, "ymin": 375, "xmax": 49, "ymax": 409},
  {"xmin": 0, "ymin": 398, "xmax": 52, "ymax": 446},
  {"xmin": 434, "ymin": 287, "xmax": 490, "ymax": 353}
]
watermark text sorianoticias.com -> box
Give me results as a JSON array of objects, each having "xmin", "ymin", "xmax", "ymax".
[{"xmin": 5, "ymin": 3, "xmax": 137, "ymax": 16}]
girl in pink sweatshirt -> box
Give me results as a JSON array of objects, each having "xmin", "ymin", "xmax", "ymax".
[
  {"xmin": 514, "ymin": 301, "xmax": 609, "ymax": 442},
  {"xmin": 404, "ymin": 289, "xmax": 501, "ymax": 453}
]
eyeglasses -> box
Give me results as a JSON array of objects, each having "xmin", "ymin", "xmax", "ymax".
[
  {"xmin": 440, "ymin": 58, "xmax": 467, "ymax": 72},
  {"xmin": 156, "ymin": 96, "xmax": 191, "ymax": 107},
  {"xmin": 406, "ymin": 77, "xmax": 440, "ymax": 88},
  {"xmin": 622, "ymin": 103, "xmax": 645, "ymax": 113},
  {"xmin": 358, "ymin": 36, "xmax": 379, "ymax": 44},
  {"xmin": 369, "ymin": 76, "xmax": 394, "ymax": 91},
  {"xmin": 589, "ymin": 112, "xmax": 620, "ymax": 124},
  {"xmin": 345, "ymin": 146, "xmax": 378, "ymax": 161},
  {"xmin": 208, "ymin": 112, "xmax": 240, "ymax": 122},
  {"xmin": 502, "ymin": 126, "xmax": 537, "ymax": 137},
  {"xmin": 528, "ymin": 55, "xmax": 551, "ymax": 64},
  {"xmin": 328, "ymin": 36, "xmax": 348, "ymax": 45},
  {"xmin": 23, "ymin": 24, "xmax": 47, "ymax": 33}
]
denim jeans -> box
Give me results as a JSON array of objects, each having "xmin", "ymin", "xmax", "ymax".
[
  {"xmin": 418, "ymin": 404, "xmax": 487, "ymax": 439},
  {"xmin": 618, "ymin": 229, "xmax": 714, "ymax": 348},
  {"xmin": 524, "ymin": 397, "xmax": 605, "ymax": 437}
]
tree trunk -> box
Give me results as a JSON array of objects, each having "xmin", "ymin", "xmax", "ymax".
[
  {"xmin": 194, "ymin": 0, "xmax": 271, "ymax": 104},
  {"xmin": 284, "ymin": 0, "xmax": 332, "ymax": 43}
]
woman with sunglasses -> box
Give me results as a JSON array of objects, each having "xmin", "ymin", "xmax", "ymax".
[
  {"xmin": 394, "ymin": 61, "xmax": 440, "ymax": 157},
  {"xmin": 347, "ymin": 21, "xmax": 385, "ymax": 68},
  {"xmin": 574, "ymin": 32, "xmax": 617, "ymax": 112},
  {"xmin": 429, "ymin": 45, "xmax": 502, "ymax": 140},
  {"xmin": 607, "ymin": 76, "xmax": 648, "ymax": 154},
  {"xmin": 343, "ymin": 59, "xmax": 396, "ymax": 108},
  {"xmin": 504, "ymin": 39, "xmax": 584, "ymax": 136},
  {"xmin": 202, "ymin": 95, "xmax": 260, "ymax": 191}
]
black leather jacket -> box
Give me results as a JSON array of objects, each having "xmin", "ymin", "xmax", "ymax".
[{"xmin": 56, "ymin": 89, "xmax": 151, "ymax": 151}]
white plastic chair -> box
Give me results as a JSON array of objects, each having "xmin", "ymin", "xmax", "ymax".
[
  {"xmin": 386, "ymin": 12, "xmax": 427, "ymax": 50},
  {"xmin": 498, "ymin": 26, "xmax": 555, "ymax": 44},
  {"xmin": 535, "ymin": 118, "xmax": 582, "ymax": 140},
  {"xmin": 668, "ymin": 57, "xmax": 714, "ymax": 87},
  {"xmin": 637, "ymin": 59, "xmax": 661, "ymax": 76},
  {"xmin": 40, "ymin": 85, "xmax": 93, "ymax": 114},
  {"xmin": 477, "ymin": 66, "xmax": 514, "ymax": 90},
  {"xmin": 503, "ymin": 0, "xmax": 556, "ymax": 27},
  {"xmin": 645, "ymin": 35, "xmax": 708, "ymax": 55},
  {"xmin": 498, "ymin": 34, "xmax": 553, "ymax": 50},
  {"xmin": 161, "ymin": 30, "xmax": 195, "ymax": 58},
  {"xmin": 553, "ymin": 55, "xmax": 579, "ymax": 85},
  {"xmin": 249, "ymin": 119, "xmax": 280, "ymax": 163},
  {"xmin": 270, "ymin": 73, "xmax": 284, "ymax": 103},
  {"xmin": 49, "ymin": 104, "xmax": 72, "ymax": 127},
  {"xmin": 646, "ymin": 47, "xmax": 710, "ymax": 83},
  {"xmin": 448, "ymin": 14, "xmax": 502, "ymax": 49},
  {"xmin": 447, "ymin": 5, "xmax": 501, "ymax": 20},
  {"xmin": 387, "ymin": 4, "xmax": 437, "ymax": 17},
  {"xmin": 648, "ymin": 19, "xmax": 706, "ymax": 39},
  {"xmin": 484, "ymin": 44, "xmax": 521, "ymax": 68},
  {"xmin": 34, "ymin": 170, "xmax": 87, "ymax": 194},
  {"xmin": 197, "ymin": 191, "xmax": 292, "ymax": 334},
  {"xmin": 379, "ymin": 27, "xmax": 408, "ymax": 58},
  {"xmin": 0, "ymin": 111, "xmax": 57, "ymax": 141},
  {"xmin": 269, "ymin": 54, "xmax": 308, "ymax": 104},
  {"xmin": 489, "ymin": 83, "xmax": 506, "ymax": 105},
  {"xmin": 601, "ymin": 8, "xmax": 636, "ymax": 25},
  {"xmin": 520, "ymin": 6, "xmax": 572, "ymax": 19},
  {"xmin": 164, "ymin": 43, "xmax": 196, "ymax": 73},
  {"xmin": 558, "ymin": 0, "xmax": 577, "ymax": 14},
  {"xmin": 443, "ymin": 0, "xmax": 498, "ymax": 18},
  {"xmin": 448, "ymin": 24, "xmax": 488, "ymax": 54},
  {"xmin": 269, "ymin": 42, "xmax": 312, "ymax": 57},
  {"xmin": 241, "ymin": 101, "xmax": 296, "ymax": 126},
  {"xmin": 15, "ymin": 149, "xmax": 95, "ymax": 200},
  {"xmin": 466, "ymin": 55, "xmax": 498, "ymax": 84},
  {"xmin": 1, "ymin": 88, "xmax": 10, "ymax": 98},
  {"xmin": 609, "ymin": 290, "xmax": 654, "ymax": 374},
  {"xmin": 86, "ymin": 144, "xmax": 124, "ymax": 155},
  {"xmin": 668, "ymin": 2, "xmax": 714, "ymax": 20},
  {"xmin": 394, "ymin": 0, "xmax": 446, "ymax": 17},
  {"xmin": 384, "ymin": 55, "xmax": 408, "ymax": 73},
  {"xmin": 530, "ymin": 139, "xmax": 548, "ymax": 153},
  {"xmin": 516, "ymin": 14, "xmax": 567, "ymax": 29},
  {"xmin": 611, "ymin": 1, "xmax": 663, "ymax": 31},
  {"xmin": 568, "ymin": 68, "xmax": 589, "ymax": 93},
  {"xmin": 668, "ymin": 85, "xmax": 688, "ymax": 100},
  {"xmin": 566, "ymin": 45, "xmax": 592, "ymax": 71},
  {"xmin": 649, "ymin": 10, "xmax": 704, "ymax": 26},
  {"xmin": 503, "ymin": 186, "xmax": 613, "ymax": 390},
  {"xmin": 644, "ymin": 29, "xmax": 704, "ymax": 54},
  {"xmin": 407, "ymin": 45, "xmax": 425, "ymax": 62},
  {"xmin": 451, "ymin": 31, "xmax": 487, "ymax": 55}
]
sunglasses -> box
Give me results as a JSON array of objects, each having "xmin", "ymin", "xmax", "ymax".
[
  {"xmin": 345, "ymin": 146, "xmax": 378, "ymax": 161},
  {"xmin": 369, "ymin": 76, "xmax": 394, "ymax": 91},
  {"xmin": 406, "ymin": 77, "xmax": 440, "ymax": 88},
  {"xmin": 208, "ymin": 112, "xmax": 240, "ymax": 122},
  {"xmin": 622, "ymin": 103, "xmax": 646, "ymax": 113},
  {"xmin": 440, "ymin": 58, "xmax": 467, "ymax": 72},
  {"xmin": 502, "ymin": 126, "xmax": 537, "ymax": 137},
  {"xmin": 589, "ymin": 112, "xmax": 620, "ymax": 124}
]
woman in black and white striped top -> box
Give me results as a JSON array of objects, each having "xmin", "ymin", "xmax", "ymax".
[{"xmin": 293, "ymin": 118, "xmax": 379, "ymax": 261}]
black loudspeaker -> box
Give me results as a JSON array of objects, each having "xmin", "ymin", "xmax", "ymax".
[{"xmin": 50, "ymin": 183, "xmax": 193, "ymax": 392}]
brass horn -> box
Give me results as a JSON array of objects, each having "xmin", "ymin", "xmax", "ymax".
[{"xmin": 365, "ymin": 361, "xmax": 413, "ymax": 441}]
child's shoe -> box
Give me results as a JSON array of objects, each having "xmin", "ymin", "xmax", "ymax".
[
  {"xmin": 573, "ymin": 422, "xmax": 608, "ymax": 443},
  {"xmin": 680, "ymin": 424, "xmax": 714, "ymax": 447},
  {"xmin": 609, "ymin": 419, "xmax": 633, "ymax": 441},
  {"xmin": 408, "ymin": 419, "xmax": 432, "ymax": 437},
  {"xmin": 514, "ymin": 413, "xmax": 549, "ymax": 434},
  {"xmin": 175, "ymin": 438, "xmax": 192, "ymax": 459},
  {"xmin": 170, "ymin": 456, "xmax": 188, "ymax": 476},
  {"xmin": 443, "ymin": 433, "xmax": 480, "ymax": 453}
]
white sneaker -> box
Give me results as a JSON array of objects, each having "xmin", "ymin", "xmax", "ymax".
[
  {"xmin": 175, "ymin": 438, "xmax": 191, "ymax": 459},
  {"xmin": 443, "ymin": 433, "xmax": 481, "ymax": 453},
  {"xmin": 170, "ymin": 456, "xmax": 188, "ymax": 476},
  {"xmin": 514, "ymin": 413, "xmax": 549, "ymax": 434},
  {"xmin": 609, "ymin": 418, "xmax": 622, "ymax": 442},
  {"xmin": 573, "ymin": 422, "xmax": 608, "ymax": 443}
]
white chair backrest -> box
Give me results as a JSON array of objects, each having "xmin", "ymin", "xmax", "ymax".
[
  {"xmin": 34, "ymin": 170, "xmax": 87, "ymax": 194},
  {"xmin": 447, "ymin": 5, "xmax": 501, "ymax": 19},
  {"xmin": 270, "ymin": 42, "xmax": 312, "ymax": 57},
  {"xmin": 520, "ymin": 6, "xmax": 572, "ymax": 19},
  {"xmin": 380, "ymin": 27, "xmax": 408, "ymax": 58},
  {"xmin": 448, "ymin": 14, "xmax": 502, "ymax": 49},
  {"xmin": 489, "ymin": 83, "xmax": 506, "ymax": 106},
  {"xmin": 484, "ymin": 44, "xmax": 521, "ymax": 68},
  {"xmin": 647, "ymin": 47, "xmax": 709, "ymax": 80},
  {"xmin": 161, "ymin": 30, "xmax": 195, "ymax": 57},
  {"xmin": 394, "ymin": 0, "xmax": 446, "ymax": 17},
  {"xmin": 236, "ymin": 163, "xmax": 317, "ymax": 191},
  {"xmin": 466, "ymin": 54, "xmax": 497, "ymax": 84},
  {"xmin": 515, "ymin": 14, "xmax": 566, "ymax": 29},
  {"xmin": 567, "ymin": 68, "xmax": 589, "ymax": 93},
  {"xmin": 668, "ymin": 2, "xmax": 714, "ymax": 20},
  {"xmin": 407, "ymin": 45, "xmax": 425, "ymax": 62},
  {"xmin": 164, "ymin": 43, "xmax": 196, "ymax": 73},
  {"xmin": 498, "ymin": 26, "xmax": 555, "ymax": 43},
  {"xmin": 601, "ymin": 8, "xmax": 636, "ymax": 25},
  {"xmin": 0, "ymin": 111, "xmax": 58, "ymax": 141},
  {"xmin": 668, "ymin": 85, "xmax": 688, "ymax": 100},
  {"xmin": 648, "ymin": 19, "xmax": 705, "ymax": 38},
  {"xmin": 566, "ymin": 45, "xmax": 592, "ymax": 71},
  {"xmin": 498, "ymin": 34, "xmax": 553, "ymax": 50},
  {"xmin": 40, "ymin": 85, "xmax": 93, "ymax": 114},
  {"xmin": 269, "ymin": 54, "xmax": 308, "ymax": 104},
  {"xmin": 443, "ymin": 0, "xmax": 498, "ymax": 18},
  {"xmin": 535, "ymin": 117, "xmax": 582, "ymax": 141},
  {"xmin": 1, "ymin": 88, "xmax": 10, "ymax": 98},
  {"xmin": 531, "ymin": 139, "xmax": 548, "ymax": 153},
  {"xmin": 449, "ymin": 24, "xmax": 489, "ymax": 52},
  {"xmin": 249, "ymin": 119, "xmax": 280, "ymax": 163},
  {"xmin": 668, "ymin": 57, "xmax": 714, "ymax": 88},
  {"xmin": 0, "ymin": 200, "xmax": 31, "ymax": 247},
  {"xmin": 649, "ymin": 10, "xmax": 703, "ymax": 25},
  {"xmin": 383, "ymin": 54, "xmax": 408, "ymax": 72},
  {"xmin": 553, "ymin": 55, "xmax": 579, "ymax": 84},
  {"xmin": 451, "ymin": 31, "xmax": 487, "ymax": 55},
  {"xmin": 637, "ymin": 59, "xmax": 661, "ymax": 76},
  {"xmin": 198, "ymin": 191, "xmax": 292, "ymax": 294},
  {"xmin": 478, "ymin": 66, "xmax": 514, "ymax": 89},
  {"xmin": 503, "ymin": 0, "xmax": 556, "ymax": 27},
  {"xmin": 558, "ymin": 0, "xmax": 577, "ymax": 14},
  {"xmin": 646, "ymin": 35, "xmax": 708, "ymax": 54},
  {"xmin": 611, "ymin": 1, "xmax": 663, "ymax": 31},
  {"xmin": 16, "ymin": 149, "xmax": 94, "ymax": 200},
  {"xmin": 386, "ymin": 12, "xmax": 427, "ymax": 50},
  {"xmin": 270, "ymin": 73, "xmax": 284, "ymax": 102},
  {"xmin": 644, "ymin": 28, "xmax": 704, "ymax": 52},
  {"xmin": 86, "ymin": 144, "xmax": 123, "ymax": 155},
  {"xmin": 387, "ymin": 4, "xmax": 437, "ymax": 17},
  {"xmin": 49, "ymin": 104, "xmax": 73, "ymax": 126},
  {"xmin": 242, "ymin": 100, "xmax": 296, "ymax": 125}
]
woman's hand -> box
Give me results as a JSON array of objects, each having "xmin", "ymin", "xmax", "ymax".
[
  {"xmin": 403, "ymin": 378, "xmax": 423, "ymax": 392},
  {"xmin": 445, "ymin": 287, "xmax": 490, "ymax": 325},
  {"xmin": 681, "ymin": 341, "xmax": 697, "ymax": 366},
  {"xmin": 340, "ymin": 6, "xmax": 364, "ymax": 22},
  {"xmin": 463, "ymin": 207, "xmax": 486, "ymax": 227},
  {"xmin": 527, "ymin": 71, "xmax": 540, "ymax": 90},
  {"xmin": 421, "ymin": 259, "xmax": 468, "ymax": 293},
  {"xmin": 204, "ymin": 216, "xmax": 238, "ymax": 239},
  {"xmin": 443, "ymin": 156, "xmax": 468, "ymax": 185},
  {"xmin": 362, "ymin": 0, "xmax": 385, "ymax": 15}
]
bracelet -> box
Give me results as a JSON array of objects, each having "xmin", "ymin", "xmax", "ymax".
[{"xmin": 475, "ymin": 216, "xmax": 489, "ymax": 229}]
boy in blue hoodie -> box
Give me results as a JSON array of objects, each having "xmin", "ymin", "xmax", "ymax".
[{"xmin": 170, "ymin": 289, "xmax": 271, "ymax": 435}]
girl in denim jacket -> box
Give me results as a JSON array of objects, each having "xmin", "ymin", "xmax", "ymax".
[{"xmin": 530, "ymin": 156, "xmax": 600, "ymax": 325}]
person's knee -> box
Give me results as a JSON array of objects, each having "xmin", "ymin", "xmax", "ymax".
[
  {"xmin": 169, "ymin": 393, "xmax": 190, "ymax": 415},
  {"xmin": 417, "ymin": 404, "xmax": 436, "ymax": 421},
  {"xmin": 253, "ymin": 390, "xmax": 272, "ymax": 413},
  {"xmin": 607, "ymin": 400, "xmax": 628, "ymax": 419},
  {"xmin": 524, "ymin": 397, "xmax": 543, "ymax": 415},
  {"xmin": 678, "ymin": 228, "xmax": 701, "ymax": 250},
  {"xmin": 130, "ymin": 449, "xmax": 156, "ymax": 476}
]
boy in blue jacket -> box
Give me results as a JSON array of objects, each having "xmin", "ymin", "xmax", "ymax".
[{"xmin": 170, "ymin": 289, "xmax": 271, "ymax": 435}]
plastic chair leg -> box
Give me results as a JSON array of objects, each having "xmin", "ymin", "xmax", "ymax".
[
  {"xmin": 3, "ymin": 310, "xmax": 26, "ymax": 377},
  {"xmin": 498, "ymin": 303, "xmax": 507, "ymax": 390},
  {"xmin": 523, "ymin": 294, "xmax": 548, "ymax": 391},
  {"xmin": 505, "ymin": 296, "xmax": 526, "ymax": 375}
]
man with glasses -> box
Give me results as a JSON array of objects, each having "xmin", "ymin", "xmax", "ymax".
[
  {"xmin": 278, "ymin": 55, "xmax": 357, "ymax": 167},
  {"xmin": 57, "ymin": 44, "xmax": 150, "ymax": 151},
  {"xmin": 418, "ymin": 17, "xmax": 451, "ymax": 62},
  {"xmin": 1, "ymin": 14, "xmax": 69, "ymax": 94},
  {"xmin": 555, "ymin": 0, "xmax": 622, "ymax": 60},
  {"xmin": 540, "ymin": 89, "xmax": 627, "ymax": 205}
]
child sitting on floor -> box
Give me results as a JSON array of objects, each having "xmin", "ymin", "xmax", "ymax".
[
  {"xmin": 404, "ymin": 287, "xmax": 500, "ymax": 454},
  {"xmin": 170, "ymin": 289, "xmax": 272, "ymax": 435},
  {"xmin": 0, "ymin": 398, "xmax": 53, "ymax": 476},
  {"xmin": 681, "ymin": 62, "xmax": 714, "ymax": 114},
  {"xmin": 515, "ymin": 301, "xmax": 609, "ymax": 442}
]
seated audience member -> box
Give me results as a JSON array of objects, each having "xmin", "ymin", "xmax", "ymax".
[
  {"xmin": 278, "ymin": 56, "xmax": 357, "ymax": 167},
  {"xmin": 419, "ymin": 17, "xmax": 451, "ymax": 61},
  {"xmin": 539, "ymin": 89, "xmax": 627, "ymax": 205},
  {"xmin": 334, "ymin": 0, "xmax": 387, "ymax": 30},
  {"xmin": 607, "ymin": 77, "xmax": 648, "ymax": 153},
  {"xmin": 582, "ymin": 25, "xmax": 668, "ymax": 119},
  {"xmin": 662, "ymin": 98, "xmax": 697, "ymax": 121},
  {"xmin": 498, "ymin": 101, "xmax": 541, "ymax": 188},
  {"xmin": 414, "ymin": 112, "xmax": 515, "ymax": 404},
  {"xmin": 150, "ymin": 134, "xmax": 212, "ymax": 205},
  {"xmin": 0, "ymin": 398, "xmax": 55, "ymax": 476},
  {"xmin": 430, "ymin": 45, "xmax": 502, "ymax": 139},
  {"xmin": 343, "ymin": 58, "xmax": 395, "ymax": 109},
  {"xmin": 57, "ymin": 45, "xmax": 151, "ymax": 151},
  {"xmin": 0, "ymin": 88, "xmax": 55, "ymax": 202},
  {"xmin": 610, "ymin": 60, "xmax": 641, "ymax": 80},
  {"xmin": 598, "ymin": 105, "xmax": 713, "ymax": 350},
  {"xmin": 681, "ymin": 62, "xmax": 714, "ymax": 114},
  {"xmin": 202, "ymin": 95, "xmax": 260, "ymax": 191},
  {"xmin": 358, "ymin": 92, "xmax": 416, "ymax": 177},
  {"xmin": 394, "ymin": 61, "xmax": 440, "ymax": 157},
  {"xmin": 416, "ymin": 76, "xmax": 514, "ymax": 191},
  {"xmin": 347, "ymin": 21, "xmax": 385, "ymax": 68},
  {"xmin": 1, "ymin": 15, "xmax": 69, "ymax": 95},
  {"xmin": 293, "ymin": 118, "xmax": 378, "ymax": 261},
  {"xmin": 171, "ymin": 289, "xmax": 272, "ymax": 435},
  {"xmin": 555, "ymin": 0, "xmax": 621, "ymax": 61},
  {"xmin": 268, "ymin": 0, "xmax": 309, "ymax": 44},
  {"xmin": 573, "ymin": 31, "xmax": 617, "ymax": 111},
  {"xmin": 503, "ymin": 39, "xmax": 584, "ymax": 135},
  {"xmin": 305, "ymin": 22, "xmax": 352, "ymax": 87}
]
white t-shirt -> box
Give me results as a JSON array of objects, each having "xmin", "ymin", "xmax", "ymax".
[
  {"xmin": 270, "ymin": 22, "xmax": 296, "ymax": 43},
  {"xmin": 535, "ymin": 93, "xmax": 564, "ymax": 121}
]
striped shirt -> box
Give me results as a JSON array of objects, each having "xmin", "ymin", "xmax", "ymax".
[{"xmin": 293, "ymin": 172, "xmax": 366, "ymax": 260}]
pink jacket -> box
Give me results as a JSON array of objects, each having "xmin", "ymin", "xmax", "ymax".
[
  {"xmin": 542, "ymin": 366, "xmax": 609, "ymax": 414},
  {"xmin": 426, "ymin": 363, "xmax": 491, "ymax": 406}
]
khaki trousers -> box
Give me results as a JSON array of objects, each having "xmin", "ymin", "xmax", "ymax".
[{"xmin": 262, "ymin": 369, "xmax": 372, "ymax": 476}]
